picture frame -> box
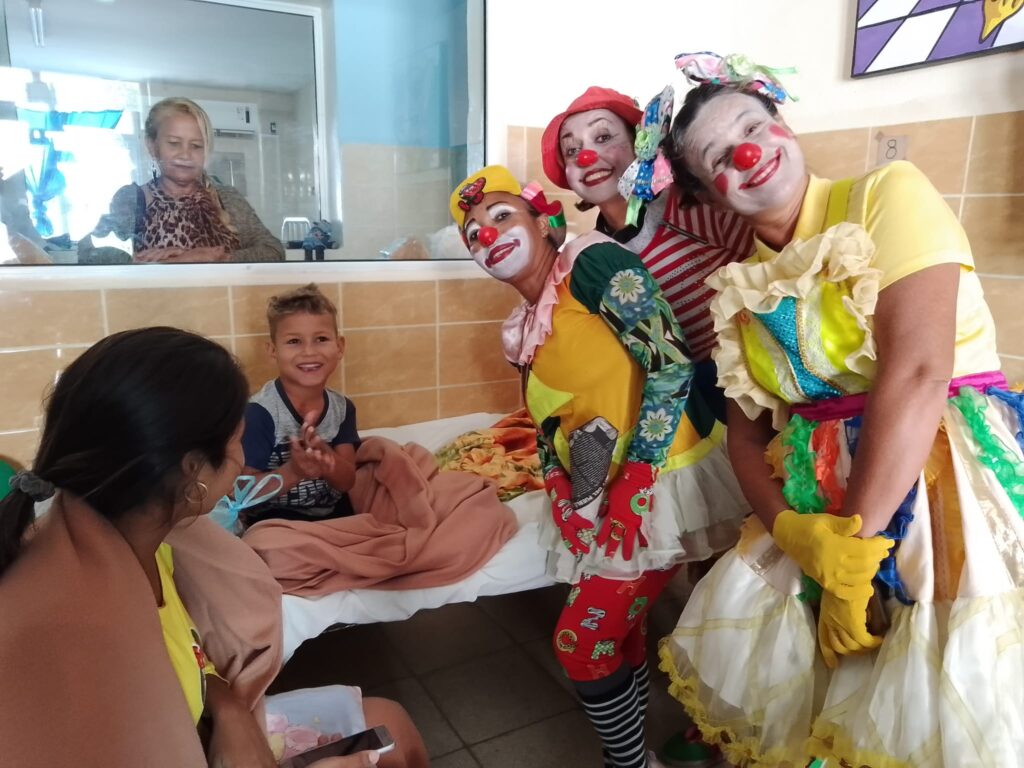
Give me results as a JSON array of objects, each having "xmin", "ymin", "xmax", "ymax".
[{"xmin": 852, "ymin": 0, "xmax": 1024, "ymax": 78}]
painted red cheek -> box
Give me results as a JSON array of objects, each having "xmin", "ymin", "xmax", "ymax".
[
  {"xmin": 477, "ymin": 226, "xmax": 498, "ymax": 247},
  {"xmin": 713, "ymin": 174, "xmax": 729, "ymax": 196},
  {"xmin": 768, "ymin": 124, "xmax": 791, "ymax": 139},
  {"xmin": 732, "ymin": 143, "xmax": 762, "ymax": 170},
  {"xmin": 576, "ymin": 149, "xmax": 598, "ymax": 168}
]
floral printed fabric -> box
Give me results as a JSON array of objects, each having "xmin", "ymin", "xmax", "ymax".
[
  {"xmin": 434, "ymin": 409, "xmax": 544, "ymax": 501},
  {"xmin": 594, "ymin": 261, "xmax": 694, "ymax": 466}
]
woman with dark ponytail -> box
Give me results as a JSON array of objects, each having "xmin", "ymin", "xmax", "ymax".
[
  {"xmin": 0, "ymin": 327, "xmax": 250, "ymax": 578},
  {"xmin": 0, "ymin": 327, "xmax": 426, "ymax": 768}
]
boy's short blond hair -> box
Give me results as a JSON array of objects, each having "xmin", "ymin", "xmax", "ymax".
[{"xmin": 267, "ymin": 283, "xmax": 339, "ymax": 338}]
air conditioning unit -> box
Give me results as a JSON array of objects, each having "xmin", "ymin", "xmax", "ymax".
[{"xmin": 195, "ymin": 100, "xmax": 257, "ymax": 135}]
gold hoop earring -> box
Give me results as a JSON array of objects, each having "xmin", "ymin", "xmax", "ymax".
[{"xmin": 184, "ymin": 480, "xmax": 209, "ymax": 506}]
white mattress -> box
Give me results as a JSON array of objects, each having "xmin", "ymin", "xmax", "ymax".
[{"xmin": 281, "ymin": 412, "xmax": 553, "ymax": 660}]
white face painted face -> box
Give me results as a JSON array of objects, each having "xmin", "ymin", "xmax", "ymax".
[
  {"xmin": 560, "ymin": 109, "xmax": 635, "ymax": 205},
  {"xmin": 148, "ymin": 112, "xmax": 206, "ymax": 187},
  {"xmin": 464, "ymin": 200, "xmax": 539, "ymax": 283},
  {"xmin": 681, "ymin": 92, "xmax": 806, "ymax": 218}
]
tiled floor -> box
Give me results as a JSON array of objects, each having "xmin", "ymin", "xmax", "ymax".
[{"xmin": 270, "ymin": 574, "xmax": 699, "ymax": 767}]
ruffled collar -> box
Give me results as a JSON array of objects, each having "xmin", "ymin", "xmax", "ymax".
[{"xmin": 502, "ymin": 231, "xmax": 616, "ymax": 365}]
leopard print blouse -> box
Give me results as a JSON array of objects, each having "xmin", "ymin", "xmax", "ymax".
[
  {"xmin": 82, "ymin": 180, "xmax": 285, "ymax": 262},
  {"xmin": 141, "ymin": 180, "xmax": 241, "ymax": 252}
]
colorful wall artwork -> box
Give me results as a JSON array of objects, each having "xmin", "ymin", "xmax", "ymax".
[{"xmin": 853, "ymin": 0, "xmax": 1024, "ymax": 76}]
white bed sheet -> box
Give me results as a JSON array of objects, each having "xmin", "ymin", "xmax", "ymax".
[{"xmin": 281, "ymin": 412, "xmax": 554, "ymax": 660}]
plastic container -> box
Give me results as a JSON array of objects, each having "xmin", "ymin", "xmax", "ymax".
[{"xmin": 264, "ymin": 685, "xmax": 365, "ymax": 762}]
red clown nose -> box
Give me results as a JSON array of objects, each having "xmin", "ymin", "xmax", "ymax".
[
  {"xmin": 576, "ymin": 149, "xmax": 598, "ymax": 167},
  {"xmin": 732, "ymin": 143, "xmax": 762, "ymax": 171},
  {"xmin": 477, "ymin": 226, "xmax": 498, "ymax": 247}
]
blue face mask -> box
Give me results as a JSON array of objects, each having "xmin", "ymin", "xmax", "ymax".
[{"xmin": 209, "ymin": 474, "xmax": 284, "ymax": 534}]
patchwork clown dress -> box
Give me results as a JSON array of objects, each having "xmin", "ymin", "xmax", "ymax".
[
  {"xmin": 504, "ymin": 231, "xmax": 749, "ymax": 585},
  {"xmin": 659, "ymin": 161, "xmax": 1024, "ymax": 768}
]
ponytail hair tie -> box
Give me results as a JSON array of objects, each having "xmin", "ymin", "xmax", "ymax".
[{"xmin": 9, "ymin": 471, "xmax": 56, "ymax": 502}]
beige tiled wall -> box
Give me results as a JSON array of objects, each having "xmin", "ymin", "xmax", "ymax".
[
  {"xmin": 508, "ymin": 109, "xmax": 1024, "ymax": 381},
  {"xmin": 339, "ymin": 145, "xmax": 456, "ymax": 259},
  {"xmin": 0, "ymin": 277, "xmax": 523, "ymax": 468}
]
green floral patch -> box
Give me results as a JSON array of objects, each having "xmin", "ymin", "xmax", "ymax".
[{"xmin": 609, "ymin": 269, "xmax": 646, "ymax": 304}]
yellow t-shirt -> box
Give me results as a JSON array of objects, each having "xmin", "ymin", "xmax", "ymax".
[
  {"xmin": 527, "ymin": 274, "xmax": 719, "ymax": 474},
  {"xmin": 156, "ymin": 543, "xmax": 218, "ymax": 725},
  {"xmin": 754, "ymin": 161, "xmax": 1000, "ymax": 377}
]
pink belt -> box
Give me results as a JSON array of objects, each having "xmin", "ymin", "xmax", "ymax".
[{"xmin": 790, "ymin": 371, "xmax": 1008, "ymax": 422}]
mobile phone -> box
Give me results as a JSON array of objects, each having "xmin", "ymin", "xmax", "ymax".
[{"xmin": 279, "ymin": 725, "xmax": 395, "ymax": 768}]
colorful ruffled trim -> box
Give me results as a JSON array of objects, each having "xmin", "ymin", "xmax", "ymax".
[
  {"xmin": 778, "ymin": 411, "xmax": 916, "ymax": 604},
  {"xmin": 779, "ymin": 414, "xmax": 826, "ymax": 602},
  {"xmin": 707, "ymin": 222, "xmax": 882, "ymax": 430},
  {"xmin": 951, "ymin": 386, "xmax": 1024, "ymax": 517},
  {"xmin": 657, "ymin": 642, "xmax": 810, "ymax": 768},
  {"xmin": 807, "ymin": 721, "xmax": 913, "ymax": 768},
  {"xmin": 501, "ymin": 231, "xmax": 616, "ymax": 365},
  {"xmin": 986, "ymin": 387, "xmax": 1024, "ymax": 458}
]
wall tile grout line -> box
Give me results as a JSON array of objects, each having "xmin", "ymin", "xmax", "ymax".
[
  {"xmin": 226, "ymin": 320, "xmax": 505, "ymax": 339},
  {"xmin": 959, "ymin": 116, "xmax": 976, "ymax": 221},
  {"xmin": 960, "ymin": 192, "xmax": 1024, "ymax": 198},
  {"xmin": 437, "ymin": 319, "xmax": 509, "ymax": 327},
  {"xmin": 435, "ymin": 380, "xmax": 519, "ymax": 390},
  {"xmin": 977, "ymin": 273, "xmax": 1024, "ymax": 281},
  {"xmin": 347, "ymin": 380, "xmax": 519, "ymax": 399},
  {"xmin": 435, "ymin": 279, "xmax": 441, "ymax": 419},
  {"xmin": 99, "ymin": 288, "xmax": 110, "ymax": 337},
  {"xmin": 338, "ymin": 285, "xmax": 349, "ymax": 396},
  {"xmin": 0, "ymin": 343, "xmax": 93, "ymax": 354},
  {"xmin": 226, "ymin": 285, "xmax": 237, "ymax": 354}
]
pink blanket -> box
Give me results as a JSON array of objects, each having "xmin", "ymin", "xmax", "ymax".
[{"xmin": 243, "ymin": 437, "xmax": 519, "ymax": 596}]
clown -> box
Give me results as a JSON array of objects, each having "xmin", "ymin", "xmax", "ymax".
[
  {"xmin": 542, "ymin": 86, "xmax": 755, "ymax": 422},
  {"xmin": 450, "ymin": 166, "xmax": 748, "ymax": 768},
  {"xmin": 543, "ymin": 83, "xmax": 760, "ymax": 767},
  {"xmin": 658, "ymin": 52, "xmax": 1024, "ymax": 768}
]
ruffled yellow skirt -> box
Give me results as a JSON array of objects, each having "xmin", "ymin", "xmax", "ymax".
[{"xmin": 659, "ymin": 397, "xmax": 1024, "ymax": 768}]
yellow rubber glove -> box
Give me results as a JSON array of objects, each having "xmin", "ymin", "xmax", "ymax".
[
  {"xmin": 771, "ymin": 510, "xmax": 894, "ymax": 600},
  {"xmin": 817, "ymin": 589, "xmax": 884, "ymax": 669}
]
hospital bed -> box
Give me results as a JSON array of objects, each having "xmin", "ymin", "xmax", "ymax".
[{"xmin": 280, "ymin": 412, "xmax": 554, "ymax": 660}]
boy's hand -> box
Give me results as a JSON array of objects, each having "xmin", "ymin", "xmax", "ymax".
[
  {"xmin": 301, "ymin": 417, "xmax": 337, "ymax": 475},
  {"xmin": 288, "ymin": 436, "xmax": 325, "ymax": 479}
]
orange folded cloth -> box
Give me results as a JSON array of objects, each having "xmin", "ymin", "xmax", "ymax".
[{"xmin": 435, "ymin": 408, "xmax": 543, "ymax": 501}]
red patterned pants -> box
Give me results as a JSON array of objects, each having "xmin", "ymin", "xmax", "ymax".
[{"xmin": 552, "ymin": 565, "xmax": 681, "ymax": 681}]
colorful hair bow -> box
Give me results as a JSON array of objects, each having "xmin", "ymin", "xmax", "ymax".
[
  {"xmin": 674, "ymin": 51, "xmax": 797, "ymax": 104},
  {"xmin": 521, "ymin": 181, "xmax": 567, "ymax": 232},
  {"xmin": 618, "ymin": 85, "xmax": 675, "ymax": 227}
]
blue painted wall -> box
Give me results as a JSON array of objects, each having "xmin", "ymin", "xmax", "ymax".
[{"xmin": 335, "ymin": 0, "xmax": 469, "ymax": 148}]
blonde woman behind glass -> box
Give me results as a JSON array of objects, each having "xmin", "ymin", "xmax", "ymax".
[{"xmin": 82, "ymin": 97, "xmax": 284, "ymax": 263}]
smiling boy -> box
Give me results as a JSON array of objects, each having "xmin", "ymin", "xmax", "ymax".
[{"xmin": 241, "ymin": 283, "xmax": 359, "ymax": 523}]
